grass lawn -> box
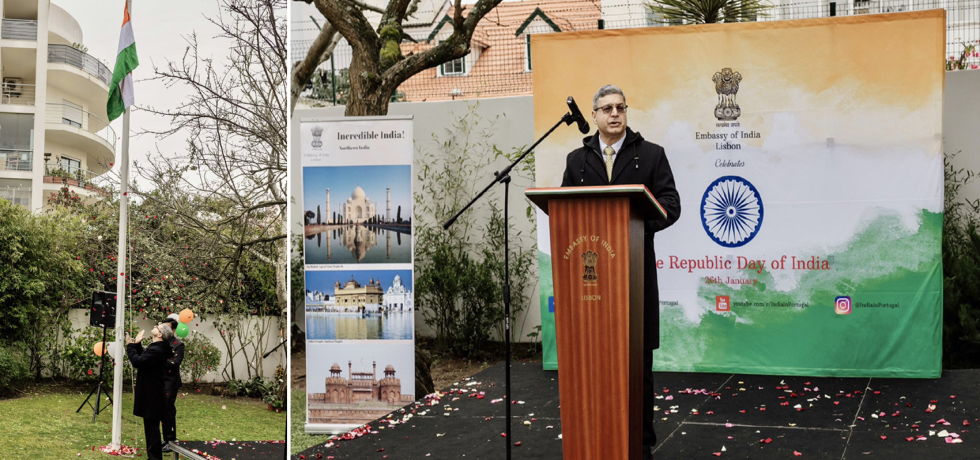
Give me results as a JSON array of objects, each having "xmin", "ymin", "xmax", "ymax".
[
  {"xmin": 290, "ymin": 389, "xmax": 329, "ymax": 455},
  {"xmin": 0, "ymin": 384, "xmax": 284, "ymax": 459}
]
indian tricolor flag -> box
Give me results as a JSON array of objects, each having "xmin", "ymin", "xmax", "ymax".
[{"xmin": 107, "ymin": 1, "xmax": 138, "ymax": 121}]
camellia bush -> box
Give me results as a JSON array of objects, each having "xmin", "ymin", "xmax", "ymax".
[
  {"xmin": 59, "ymin": 327, "xmax": 109, "ymax": 384},
  {"xmin": 180, "ymin": 331, "xmax": 222, "ymax": 386}
]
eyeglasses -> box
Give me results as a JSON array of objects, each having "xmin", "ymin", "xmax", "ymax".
[{"xmin": 595, "ymin": 104, "xmax": 628, "ymax": 115}]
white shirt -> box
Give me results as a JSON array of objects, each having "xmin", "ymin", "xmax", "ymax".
[{"xmin": 597, "ymin": 134, "xmax": 626, "ymax": 165}]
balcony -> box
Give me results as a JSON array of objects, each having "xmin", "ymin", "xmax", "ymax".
[
  {"xmin": 45, "ymin": 103, "xmax": 116, "ymax": 159},
  {"xmin": 47, "ymin": 44, "xmax": 112, "ymax": 87},
  {"xmin": 1, "ymin": 19, "xmax": 38, "ymax": 41},
  {"xmin": 0, "ymin": 149, "xmax": 31, "ymax": 172},
  {"xmin": 42, "ymin": 162, "xmax": 110, "ymax": 198},
  {"xmin": 0, "ymin": 81, "xmax": 35, "ymax": 106}
]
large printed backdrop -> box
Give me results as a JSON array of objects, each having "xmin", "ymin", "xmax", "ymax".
[{"xmin": 532, "ymin": 11, "xmax": 945, "ymax": 378}]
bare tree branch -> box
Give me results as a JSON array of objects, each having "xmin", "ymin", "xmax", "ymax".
[
  {"xmin": 134, "ymin": 0, "xmax": 288, "ymax": 322},
  {"xmin": 290, "ymin": 20, "xmax": 340, "ymax": 115}
]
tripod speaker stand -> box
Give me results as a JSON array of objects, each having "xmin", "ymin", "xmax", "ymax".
[{"xmin": 76, "ymin": 291, "xmax": 117, "ymax": 422}]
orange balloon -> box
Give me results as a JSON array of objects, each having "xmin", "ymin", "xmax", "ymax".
[
  {"xmin": 94, "ymin": 342, "xmax": 107, "ymax": 357},
  {"xmin": 179, "ymin": 308, "xmax": 194, "ymax": 323}
]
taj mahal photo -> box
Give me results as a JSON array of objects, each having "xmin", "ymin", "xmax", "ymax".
[
  {"xmin": 305, "ymin": 269, "xmax": 414, "ymax": 341},
  {"xmin": 303, "ymin": 165, "xmax": 412, "ymax": 265}
]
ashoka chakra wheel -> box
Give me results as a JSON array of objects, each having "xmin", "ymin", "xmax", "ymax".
[{"xmin": 700, "ymin": 176, "xmax": 764, "ymax": 247}]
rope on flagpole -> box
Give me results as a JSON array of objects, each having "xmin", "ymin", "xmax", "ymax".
[{"xmin": 127, "ymin": 202, "xmax": 139, "ymax": 458}]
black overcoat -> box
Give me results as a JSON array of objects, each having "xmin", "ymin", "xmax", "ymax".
[
  {"xmin": 561, "ymin": 128, "xmax": 681, "ymax": 350},
  {"xmin": 164, "ymin": 338, "xmax": 185, "ymax": 394},
  {"xmin": 127, "ymin": 341, "xmax": 172, "ymax": 420}
]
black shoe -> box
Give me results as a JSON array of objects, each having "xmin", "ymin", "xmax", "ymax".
[
  {"xmin": 642, "ymin": 445, "xmax": 654, "ymax": 460},
  {"xmin": 161, "ymin": 443, "xmax": 173, "ymax": 453}
]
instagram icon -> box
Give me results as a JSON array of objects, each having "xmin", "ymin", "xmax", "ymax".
[{"xmin": 835, "ymin": 296, "xmax": 852, "ymax": 315}]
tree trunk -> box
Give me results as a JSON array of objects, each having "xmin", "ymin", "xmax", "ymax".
[{"xmin": 344, "ymin": 70, "xmax": 392, "ymax": 116}]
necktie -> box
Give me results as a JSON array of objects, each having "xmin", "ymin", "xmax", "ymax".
[{"xmin": 604, "ymin": 146, "xmax": 615, "ymax": 181}]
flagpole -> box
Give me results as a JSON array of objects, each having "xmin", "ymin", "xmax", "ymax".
[{"xmin": 111, "ymin": 2, "xmax": 133, "ymax": 450}]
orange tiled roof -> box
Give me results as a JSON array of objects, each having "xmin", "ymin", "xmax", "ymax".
[{"xmin": 398, "ymin": 0, "xmax": 601, "ymax": 101}]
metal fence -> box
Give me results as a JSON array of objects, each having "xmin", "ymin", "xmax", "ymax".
[
  {"xmin": 0, "ymin": 82, "xmax": 35, "ymax": 106},
  {"xmin": 294, "ymin": 0, "xmax": 980, "ymax": 105},
  {"xmin": 48, "ymin": 44, "xmax": 113, "ymax": 87},
  {"xmin": 1, "ymin": 18, "xmax": 37, "ymax": 40}
]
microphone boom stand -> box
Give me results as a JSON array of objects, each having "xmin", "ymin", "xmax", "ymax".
[{"xmin": 443, "ymin": 111, "xmax": 580, "ymax": 460}]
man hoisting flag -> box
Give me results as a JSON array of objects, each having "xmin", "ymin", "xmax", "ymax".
[{"xmin": 109, "ymin": 0, "xmax": 138, "ymax": 452}]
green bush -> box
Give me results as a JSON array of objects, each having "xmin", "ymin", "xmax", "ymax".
[
  {"xmin": 61, "ymin": 327, "xmax": 109, "ymax": 383},
  {"xmin": 943, "ymin": 154, "xmax": 980, "ymax": 368},
  {"xmin": 180, "ymin": 331, "xmax": 222, "ymax": 385},
  {"xmin": 0, "ymin": 342, "xmax": 31, "ymax": 394},
  {"xmin": 416, "ymin": 233, "xmax": 501, "ymax": 358},
  {"xmin": 226, "ymin": 376, "xmax": 274, "ymax": 398},
  {"xmin": 414, "ymin": 104, "xmax": 536, "ymax": 359}
]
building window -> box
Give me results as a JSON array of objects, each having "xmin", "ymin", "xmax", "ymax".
[
  {"xmin": 63, "ymin": 100, "xmax": 83, "ymax": 128},
  {"xmin": 61, "ymin": 156, "xmax": 81, "ymax": 175},
  {"xmin": 0, "ymin": 113, "xmax": 34, "ymax": 152},
  {"xmin": 441, "ymin": 56, "xmax": 465, "ymax": 76},
  {"xmin": 525, "ymin": 34, "xmax": 532, "ymax": 71}
]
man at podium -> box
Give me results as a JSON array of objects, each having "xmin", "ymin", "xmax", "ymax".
[{"xmin": 561, "ymin": 84, "xmax": 681, "ymax": 459}]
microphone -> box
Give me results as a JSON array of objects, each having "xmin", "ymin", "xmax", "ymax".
[{"xmin": 566, "ymin": 97, "xmax": 590, "ymax": 134}]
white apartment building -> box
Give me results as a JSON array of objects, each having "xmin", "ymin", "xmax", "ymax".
[{"xmin": 0, "ymin": 0, "xmax": 115, "ymax": 211}]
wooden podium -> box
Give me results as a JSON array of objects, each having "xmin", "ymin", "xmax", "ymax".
[{"xmin": 527, "ymin": 185, "xmax": 667, "ymax": 460}]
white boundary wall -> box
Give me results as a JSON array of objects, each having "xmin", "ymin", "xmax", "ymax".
[
  {"xmin": 944, "ymin": 70, "xmax": 980, "ymax": 204},
  {"xmin": 68, "ymin": 309, "xmax": 285, "ymax": 383}
]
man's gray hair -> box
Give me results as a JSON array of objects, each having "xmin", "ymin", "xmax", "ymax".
[
  {"xmin": 159, "ymin": 323, "xmax": 174, "ymax": 340},
  {"xmin": 593, "ymin": 84, "xmax": 626, "ymax": 110}
]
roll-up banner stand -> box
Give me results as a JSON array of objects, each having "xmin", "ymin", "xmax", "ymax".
[{"xmin": 300, "ymin": 116, "xmax": 416, "ymax": 433}]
